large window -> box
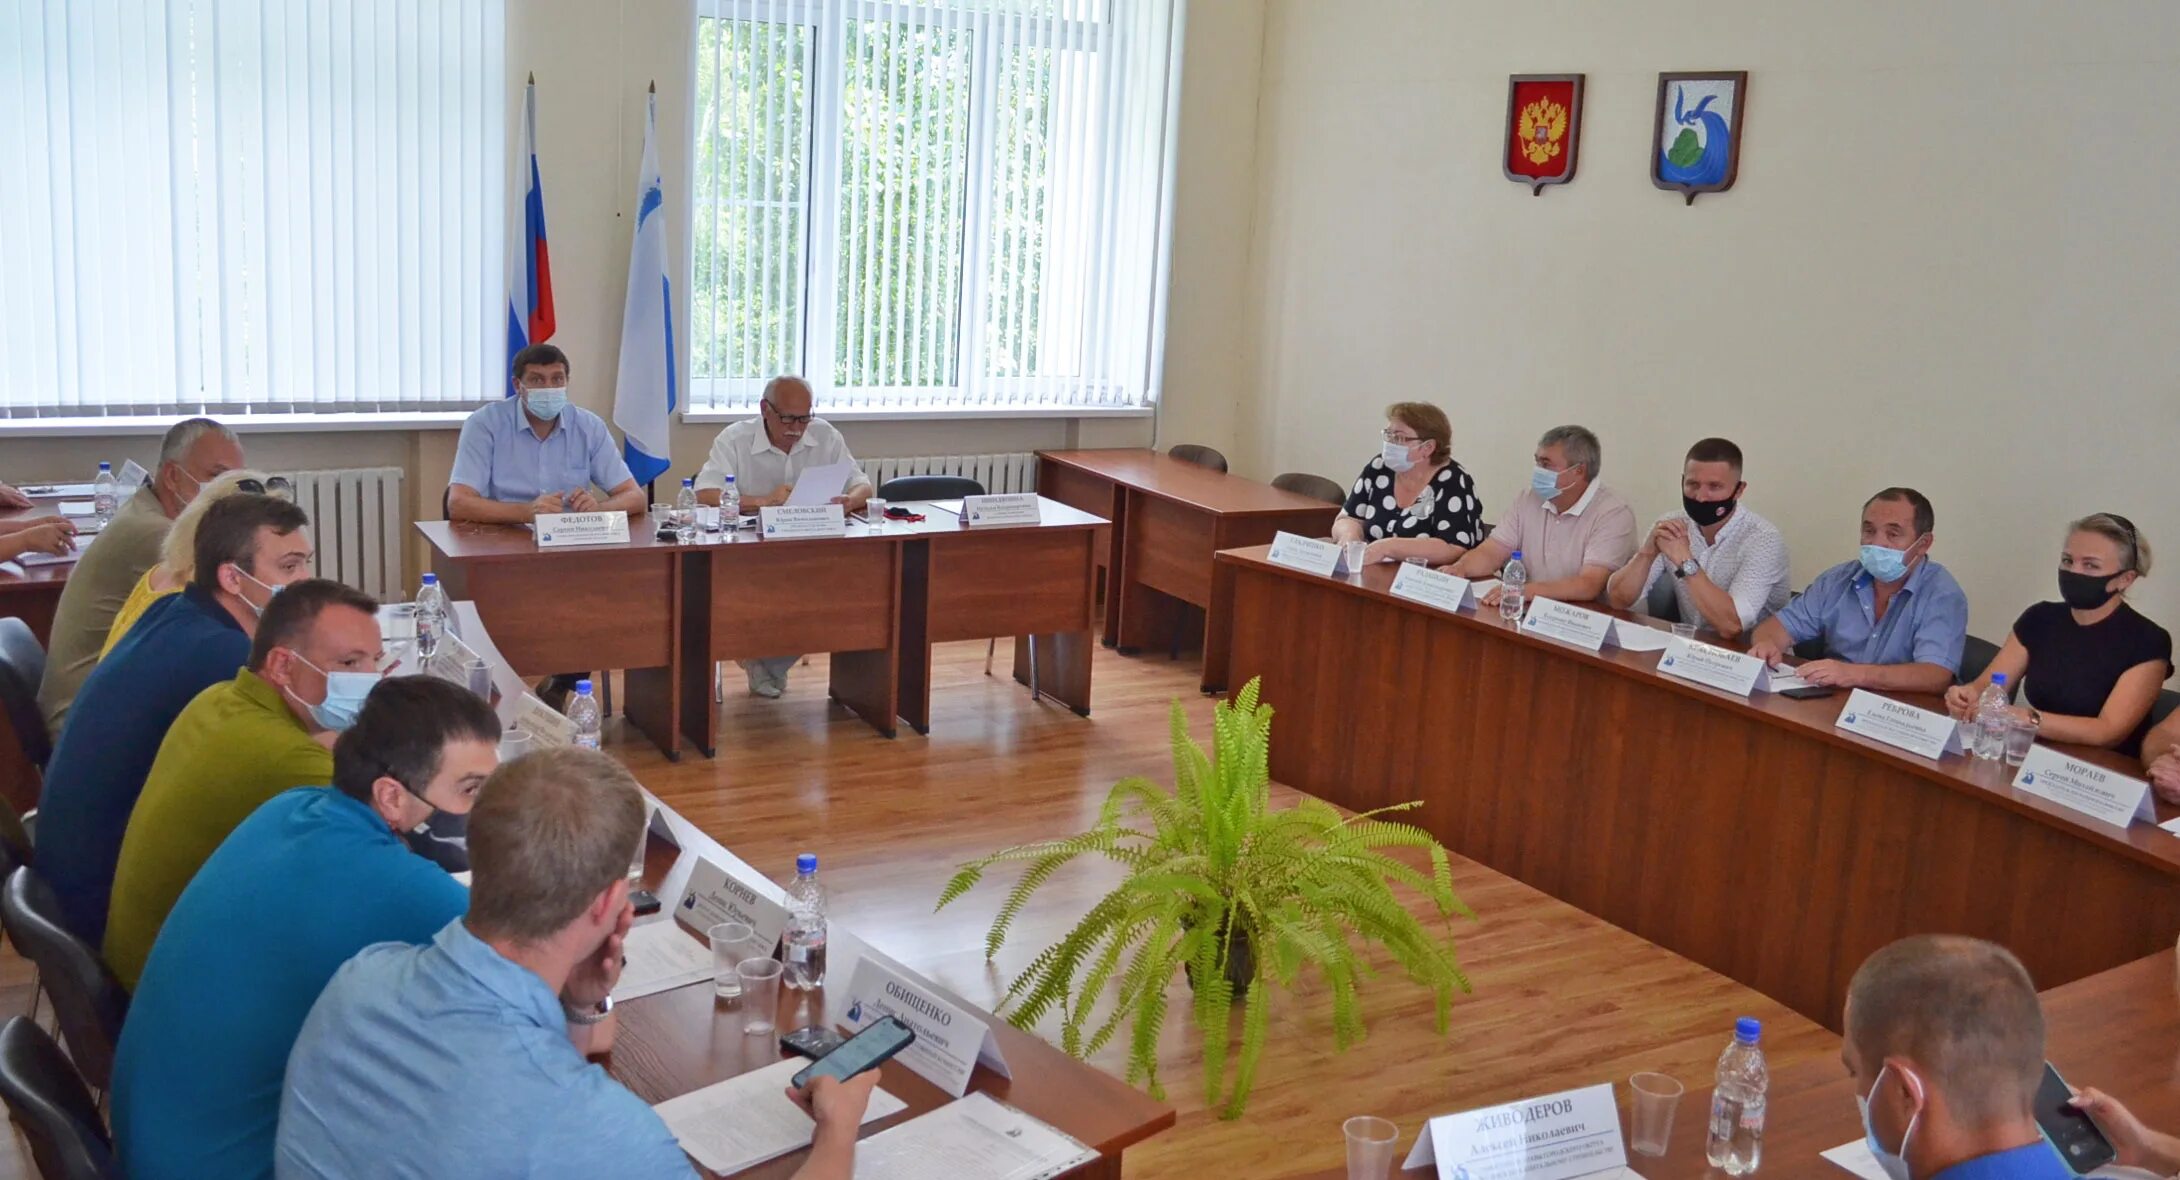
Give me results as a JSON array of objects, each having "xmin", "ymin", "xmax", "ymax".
[
  {"xmin": 691, "ymin": 0, "xmax": 1180, "ymax": 413},
  {"xmin": 0, "ymin": 0, "xmax": 504, "ymax": 419}
]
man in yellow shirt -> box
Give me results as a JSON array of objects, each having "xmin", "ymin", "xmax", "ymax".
[{"xmin": 104, "ymin": 578, "xmax": 385, "ymax": 990}]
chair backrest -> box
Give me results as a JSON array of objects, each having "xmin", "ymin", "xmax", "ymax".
[
  {"xmin": 1269, "ymin": 472, "xmax": 1344, "ymax": 506},
  {"xmin": 441, "ymin": 485, "xmax": 452, "ymax": 520},
  {"xmin": 1166, "ymin": 444, "xmax": 1228, "ymax": 473},
  {"xmin": 2151, "ymin": 688, "xmax": 2180, "ymax": 729},
  {"xmin": 0, "ymin": 618, "xmax": 50, "ymax": 770},
  {"xmin": 0, "ymin": 1018, "xmax": 115, "ymax": 1180},
  {"xmin": 0, "ymin": 870, "xmax": 127, "ymax": 1092},
  {"xmin": 877, "ymin": 475, "xmax": 986, "ymax": 502},
  {"xmin": 1957, "ymin": 634, "xmax": 2001, "ymax": 687},
  {"xmin": 1643, "ymin": 574, "xmax": 1682, "ymax": 623}
]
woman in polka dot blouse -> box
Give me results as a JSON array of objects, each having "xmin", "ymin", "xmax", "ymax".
[{"xmin": 1329, "ymin": 401, "xmax": 1485, "ymax": 568}]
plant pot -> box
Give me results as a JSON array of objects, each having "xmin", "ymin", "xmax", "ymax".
[{"xmin": 1183, "ymin": 922, "xmax": 1255, "ymax": 997}]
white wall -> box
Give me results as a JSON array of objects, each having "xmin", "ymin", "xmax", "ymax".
[{"xmin": 1242, "ymin": 0, "xmax": 2180, "ymax": 642}]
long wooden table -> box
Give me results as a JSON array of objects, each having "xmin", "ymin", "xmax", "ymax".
[
  {"xmin": 0, "ymin": 490, "xmax": 91, "ymax": 645},
  {"xmin": 1036, "ymin": 449, "xmax": 1338, "ymax": 653},
  {"xmin": 1204, "ymin": 545, "xmax": 2180, "ymax": 1031}
]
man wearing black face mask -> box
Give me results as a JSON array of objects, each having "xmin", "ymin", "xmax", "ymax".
[{"xmin": 1606, "ymin": 437, "xmax": 1791, "ymax": 640}]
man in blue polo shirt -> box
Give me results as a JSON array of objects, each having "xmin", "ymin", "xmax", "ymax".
[
  {"xmin": 1845, "ymin": 935, "xmax": 2073, "ymax": 1180},
  {"xmin": 111, "ymin": 676, "xmax": 493, "ymax": 1180},
  {"xmin": 447, "ymin": 343, "xmax": 645, "ymax": 525},
  {"xmin": 36, "ymin": 494, "xmax": 315, "ymax": 944},
  {"xmin": 1747, "ymin": 486, "xmax": 1968, "ymax": 694}
]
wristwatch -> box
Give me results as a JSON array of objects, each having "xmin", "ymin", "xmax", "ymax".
[
  {"xmin": 563, "ymin": 994, "xmax": 614, "ymax": 1025},
  {"xmin": 1674, "ymin": 559, "xmax": 1701, "ymax": 580}
]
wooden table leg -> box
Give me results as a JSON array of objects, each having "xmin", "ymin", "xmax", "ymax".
[
  {"xmin": 676, "ymin": 551, "xmax": 718, "ymax": 758},
  {"xmin": 622, "ymin": 666, "xmax": 680, "ymax": 761},
  {"xmin": 895, "ymin": 541, "xmax": 934, "ymax": 736},
  {"xmin": 1012, "ymin": 630, "xmax": 1092, "ymax": 716},
  {"xmin": 829, "ymin": 648, "xmax": 899, "ymax": 738},
  {"xmin": 1202, "ymin": 556, "xmax": 1236, "ymax": 695}
]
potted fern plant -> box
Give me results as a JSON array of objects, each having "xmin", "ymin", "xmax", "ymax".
[{"xmin": 936, "ymin": 678, "xmax": 1472, "ymax": 1118}]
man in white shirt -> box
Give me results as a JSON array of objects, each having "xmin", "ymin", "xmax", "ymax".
[
  {"xmin": 694, "ymin": 375, "xmax": 875, "ymax": 698},
  {"xmin": 1605, "ymin": 436, "xmax": 1791, "ymax": 640}
]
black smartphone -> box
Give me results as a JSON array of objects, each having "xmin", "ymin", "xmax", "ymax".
[
  {"xmin": 2037, "ymin": 1063, "xmax": 2117, "ymax": 1174},
  {"xmin": 780, "ymin": 1025, "xmax": 849, "ymax": 1061},
  {"xmin": 1781, "ymin": 686, "xmax": 1837, "ymax": 700},
  {"xmin": 791, "ymin": 1016, "xmax": 917, "ymax": 1089},
  {"xmin": 629, "ymin": 888, "xmax": 662, "ymax": 916}
]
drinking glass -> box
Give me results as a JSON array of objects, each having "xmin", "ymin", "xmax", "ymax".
[
  {"xmin": 461, "ymin": 656, "xmax": 492, "ymax": 701},
  {"xmin": 1628, "ymin": 1071, "xmax": 1685, "ymax": 1157},
  {"xmin": 710, "ymin": 921, "xmax": 756, "ymax": 999},
  {"xmin": 738, "ymin": 959, "xmax": 784, "ymax": 1034},
  {"xmin": 866, "ymin": 497, "xmax": 889, "ymax": 532},
  {"xmin": 1343, "ymin": 1116, "xmax": 1399, "ymax": 1180},
  {"xmin": 2004, "ymin": 715, "xmax": 2040, "ymax": 766},
  {"xmin": 1671, "ymin": 622, "xmax": 1698, "ymax": 642},
  {"xmin": 497, "ymin": 728, "xmax": 533, "ymax": 762},
  {"xmin": 1341, "ymin": 541, "xmax": 1368, "ymax": 577},
  {"xmin": 626, "ymin": 815, "xmax": 651, "ymax": 888}
]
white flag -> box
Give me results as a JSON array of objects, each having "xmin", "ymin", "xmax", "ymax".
[{"xmin": 613, "ymin": 87, "xmax": 675, "ymax": 487}]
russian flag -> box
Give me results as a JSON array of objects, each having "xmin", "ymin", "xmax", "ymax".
[
  {"xmin": 613, "ymin": 86, "xmax": 676, "ymax": 488},
  {"xmin": 507, "ymin": 75, "xmax": 555, "ymax": 383}
]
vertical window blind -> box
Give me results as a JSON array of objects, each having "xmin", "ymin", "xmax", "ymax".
[
  {"xmin": 0, "ymin": 0, "xmax": 504, "ymax": 419},
  {"xmin": 691, "ymin": 0, "xmax": 1182, "ymax": 413}
]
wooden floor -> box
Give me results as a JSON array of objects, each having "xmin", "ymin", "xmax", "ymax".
[{"xmin": 0, "ymin": 640, "xmax": 1837, "ymax": 1179}]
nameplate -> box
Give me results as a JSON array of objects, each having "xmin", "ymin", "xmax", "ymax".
[
  {"xmin": 1518, "ymin": 598, "xmax": 1615, "ymax": 652},
  {"xmin": 1402, "ymin": 1081, "xmax": 1627, "ymax": 1180},
  {"xmin": 512, "ymin": 692, "xmax": 577, "ymax": 747},
  {"xmin": 1657, "ymin": 637, "xmax": 1775, "ymax": 697},
  {"xmin": 1389, "ymin": 563, "xmax": 1475, "ymax": 613},
  {"xmin": 675, "ymin": 857, "xmax": 791, "ymax": 951},
  {"xmin": 1266, "ymin": 531, "xmax": 1341, "ymax": 578},
  {"xmin": 759, "ymin": 504, "xmax": 847, "ymax": 540},
  {"xmin": 961, "ymin": 493, "xmax": 1041, "ymax": 528},
  {"xmin": 1836, "ymin": 688, "xmax": 1964, "ymax": 760},
  {"xmin": 841, "ymin": 957, "xmax": 1011, "ymax": 1097},
  {"xmin": 535, "ymin": 511, "xmax": 630, "ymax": 549},
  {"xmin": 2011, "ymin": 745, "xmax": 2155, "ymax": 829}
]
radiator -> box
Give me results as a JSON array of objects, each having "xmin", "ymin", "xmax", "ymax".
[
  {"xmin": 276, "ymin": 466, "xmax": 407, "ymax": 601},
  {"xmin": 862, "ymin": 452, "xmax": 1039, "ymax": 497}
]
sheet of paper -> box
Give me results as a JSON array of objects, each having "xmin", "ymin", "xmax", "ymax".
[
  {"xmin": 18, "ymin": 483, "xmax": 94, "ymax": 497},
  {"xmin": 57, "ymin": 500, "xmax": 96, "ymax": 517},
  {"xmin": 927, "ymin": 500, "xmax": 963, "ymax": 516},
  {"xmin": 786, "ymin": 461, "xmax": 857, "ymax": 507},
  {"xmin": 612, "ymin": 919, "xmax": 716, "ymax": 1003},
  {"xmin": 1610, "ymin": 621, "xmax": 1674, "ymax": 652},
  {"xmin": 1822, "ymin": 1139, "xmax": 1889, "ymax": 1180},
  {"xmin": 1470, "ymin": 578, "xmax": 1502, "ymax": 600},
  {"xmin": 1756, "ymin": 665, "xmax": 1813, "ymax": 693},
  {"xmin": 653, "ymin": 1057, "xmax": 906, "ymax": 1176},
  {"xmin": 18, "ymin": 549, "xmax": 82, "ymax": 568},
  {"xmin": 851, "ymin": 1092, "xmax": 1096, "ymax": 1180}
]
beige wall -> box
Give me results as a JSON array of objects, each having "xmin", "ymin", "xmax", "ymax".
[{"xmin": 1241, "ymin": 0, "xmax": 2180, "ymax": 642}]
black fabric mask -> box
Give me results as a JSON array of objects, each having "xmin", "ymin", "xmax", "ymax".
[
  {"xmin": 1682, "ymin": 494, "xmax": 1736, "ymax": 528},
  {"xmin": 2057, "ymin": 568, "xmax": 2121, "ymax": 611}
]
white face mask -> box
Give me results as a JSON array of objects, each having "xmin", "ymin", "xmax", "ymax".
[
  {"xmin": 1381, "ymin": 439, "xmax": 1418, "ymax": 473},
  {"xmin": 1858, "ymin": 1063, "xmax": 1922, "ymax": 1180}
]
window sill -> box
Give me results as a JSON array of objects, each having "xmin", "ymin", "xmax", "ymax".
[
  {"xmin": 0, "ymin": 412, "xmax": 473, "ymax": 436},
  {"xmin": 680, "ymin": 404, "xmax": 1154, "ymax": 425}
]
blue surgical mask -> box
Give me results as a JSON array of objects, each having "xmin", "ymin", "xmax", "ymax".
[
  {"xmin": 234, "ymin": 567, "xmax": 286, "ymax": 617},
  {"xmin": 1858, "ymin": 1064, "xmax": 1920, "ymax": 1180},
  {"xmin": 1531, "ymin": 465, "xmax": 1565, "ymax": 499},
  {"xmin": 524, "ymin": 386, "xmax": 568, "ymax": 421},
  {"xmin": 1858, "ymin": 543, "xmax": 1913, "ymax": 583},
  {"xmin": 284, "ymin": 651, "xmax": 382, "ymax": 732},
  {"xmin": 1380, "ymin": 439, "xmax": 1417, "ymax": 473}
]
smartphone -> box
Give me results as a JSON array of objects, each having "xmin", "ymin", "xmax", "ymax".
[
  {"xmin": 780, "ymin": 1025, "xmax": 849, "ymax": 1061},
  {"xmin": 791, "ymin": 1016, "xmax": 917, "ymax": 1089},
  {"xmin": 2036, "ymin": 1063, "xmax": 2117, "ymax": 1174},
  {"xmin": 1781, "ymin": 686, "xmax": 1837, "ymax": 700},
  {"xmin": 629, "ymin": 888, "xmax": 662, "ymax": 916}
]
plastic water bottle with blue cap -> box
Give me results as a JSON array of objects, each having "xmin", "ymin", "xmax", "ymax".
[
  {"xmin": 1706, "ymin": 1016, "xmax": 1767, "ymax": 1173},
  {"xmin": 672, "ymin": 477, "xmax": 698, "ymax": 543},
  {"xmin": 413, "ymin": 573, "xmax": 447, "ymax": 659},
  {"xmin": 92, "ymin": 462, "xmax": 117, "ymax": 526},
  {"xmin": 783, "ymin": 853, "xmax": 828, "ymax": 991},
  {"xmin": 567, "ymin": 679, "xmax": 601, "ymax": 750},
  {"xmin": 1974, "ymin": 673, "xmax": 2011, "ymax": 761},
  {"xmin": 1499, "ymin": 550, "xmax": 1528, "ymax": 622}
]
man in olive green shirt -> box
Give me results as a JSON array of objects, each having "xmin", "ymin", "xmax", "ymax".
[
  {"xmin": 104, "ymin": 578, "xmax": 383, "ymax": 990},
  {"xmin": 38, "ymin": 418, "xmax": 245, "ymax": 737}
]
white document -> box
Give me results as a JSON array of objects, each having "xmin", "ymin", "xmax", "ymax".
[
  {"xmin": 841, "ymin": 958, "xmax": 1010, "ymax": 1097},
  {"xmin": 2011, "ymin": 745, "xmax": 2156, "ymax": 829},
  {"xmin": 1389, "ymin": 563, "xmax": 1475, "ymax": 613},
  {"xmin": 1265, "ymin": 531, "xmax": 1341, "ymax": 578},
  {"xmin": 1756, "ymin": 665, "xmax": 1814, "ymax": 693},
  {"xmin": 57, "ymin": 500, "xmax": 95, "ymax": 517},
  {"xmin": 786, "ymin": 460, "xmax": 857, "ymax": 506},
  {"xmin": 1835, "ymin": 689, "xmax": 1964, "ymax": 760},
  {"xmin": 1519, "ymin": 598, "xmax": 1615, "ymax": 652},
  {"xmin": 451, "ymin": 871, "xmax": 472, "ymax": 888},
  {"xmin": 17, "ymin": 482, "xmax": 94, "ymax": 497},
  {"xmin": 611, "ymin": 919, "xmax": 716, "ymax": 1003},
  {"xmin": 1822, "ymin": 1139, "xmax": 1890, "ymax": 1180},
  {"xmin": 962, "ymin": 493, "xmax": 1041, "ymax": 528},
  {"xmin": 675, "ymin": 857, "xmax": 792, "ymax": 951},
  {"xmin": 534, "ymin": 511, "xmax": 631, "ymax": 549},
  {"xmin": 17, "ymin": 549, "xmax": 82, "ymax": 568},
  {"xmin": 760, "ymin": 504, "xmax": 848, "ymax": 539},
  {"xmin": 1610, "ymin": 620, "xmax": 1675, "ymax": 652},
  {"xmin": 654, "ymin": 1057, "xmax": 907, "ymax": 1176},
  {"xmin": 118, "ymin": 460, "xmax": 150, "ymax": 491},
  {"xmin": 1402, "ymin": 1082, "xmax": 1628, "ymax": 1180},
  {"xmin": 512, "ymin": 692, "xmax": 577, "ymax": 747},
  {"xmin": 1471, "ymin": 578, "xmax": 1502, "ymax": 601},
  {"xmin": 852, "ymin": 1093, "xmax": 1096, "ymax": 1180}
]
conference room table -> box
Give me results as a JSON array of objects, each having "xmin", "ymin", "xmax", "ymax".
[
  {"xmin": 1283, "ymin": 944, "xmax": 2180, "ymax": 1180},
  {"xmin": 419, "ymin": 497, "xmax": 1104, "ymax": 758},
  {"xmin": 0, "ymin": 486, "xmax": 95, "ymax": 645},
  {"xmin": 1203, "ymin": 544, "xmax": 2180, "ymax": 1032},
  {"xmin": 1036, "ymin": 449, "xmax": 1339, "ymax": 653}
]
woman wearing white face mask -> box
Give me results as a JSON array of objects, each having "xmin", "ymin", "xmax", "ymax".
[{"xmin": 1329, "ymin": 401, "xmax": 1483, "ymax": 567}]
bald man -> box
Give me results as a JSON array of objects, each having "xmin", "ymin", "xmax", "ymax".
[{"xmin": 694, "ymin": 375, "xmax": 874, "ymax": 699}]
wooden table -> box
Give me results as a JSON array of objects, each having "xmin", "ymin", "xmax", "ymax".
[
  {"xmin": 1036, "ymin": 449, "xmax": 1338, "ymax": 653},
  {"xmin": 1204, "ymin": 545, "xmax": 2180, "ymax": 1031},
  {"xmin": 0, "ymin": 491, "xmax": 90, "ymax": 645},
  {"xmin": 1285, "ymin": 945, "xmax": 2180, "ymax": 1180}
]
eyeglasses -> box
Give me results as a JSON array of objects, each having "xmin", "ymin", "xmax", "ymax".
[
  {"xmin": 763, "ymin": 399, "xmax": 815, "ymax": 426},
  {"xmin": 234, "ymin": 477, "xmax": 295, "ymax": 500},
  {"xmin": 1381, "ymin": 430, "xmax": 1421, "ymax": 445}
]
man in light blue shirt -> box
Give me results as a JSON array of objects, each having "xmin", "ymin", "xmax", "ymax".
[
  {"xmin": 1748, "ymin": 486, "xmax": 1967, "ymax": 694},
  {"xmin": 447, "ymin": 343, "xmax": 646, "ymax": 524},
  {"xmin": 276, "ymin": 748, "xmax": 878, "ymax": 1180}
]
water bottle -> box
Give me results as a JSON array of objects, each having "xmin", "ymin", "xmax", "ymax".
[
  {"xmin": 1706, "ymin": 1017, "xmax": 1768, "ymax": 1174},
  {"xmin": 92, "ymin": 462, "xmax": 117, "ymax": 526},
  {"xmin": 1499, "ymin": 550, "xmax": 1529, "ymax": 622},
  {"xmin": 672, "ymin": 477, "xmax": 698, "ymax": 544},
  {"xmin": 783, "ymin": 853, "xmax": 829, "ymax": 991},
  {"xmin": 567, "ymin": 679, "xmax": 601, "ymax": 750},
  {"xmin": 413, "ymin": 573, "xmax": 448, "ymax": 659},
  {"xmin": 1974, "ymin": 673, "xmax": 2011, "ymax": 761},
  {"xmin": 721, "ymin": 475, "xmax": 741, "ymax": 529}
]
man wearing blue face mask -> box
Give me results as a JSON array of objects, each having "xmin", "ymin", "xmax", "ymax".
[
  {"xmin": 1748, "ymin": 487, "xmax": 1967, "ymax": 692},
  {"xmin": 1844, "ymin": 935, "xmax": 2072, "ymax": 1180},
  {"xmin": 447, "ymin": 343, "xmax": 647, "ymax": 525},
  {"xmin": 1449, "ymin": 424, "xmax": 1638, "ymax": 606}
]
